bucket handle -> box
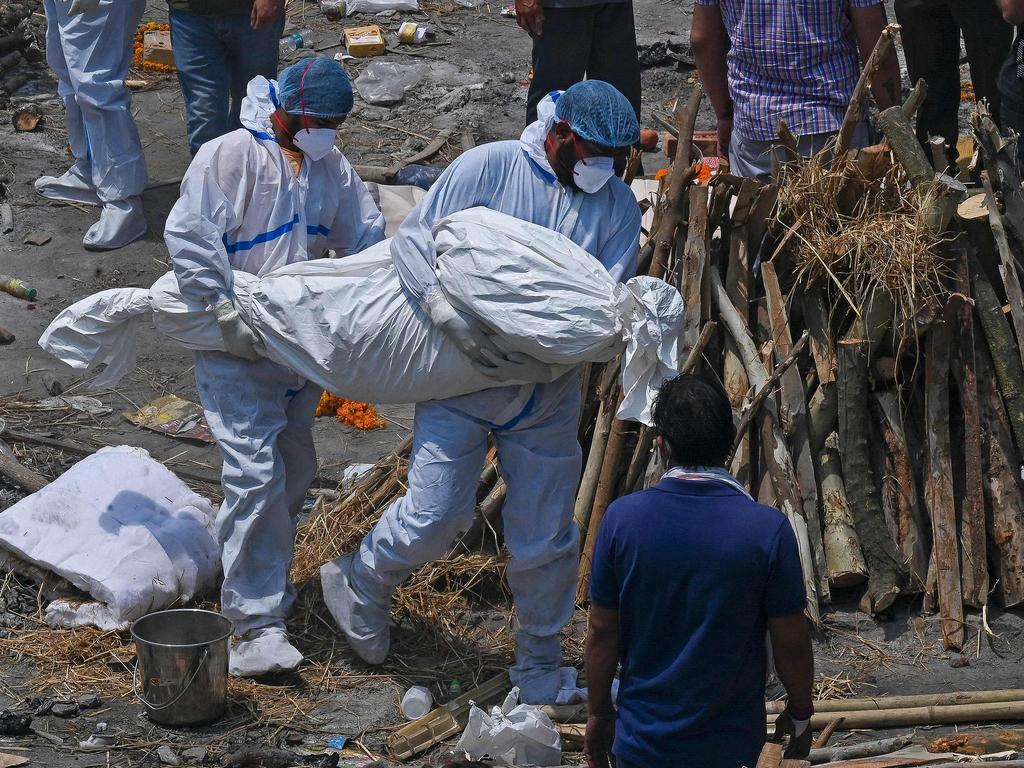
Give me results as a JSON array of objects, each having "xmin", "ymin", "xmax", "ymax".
[{"xmin": 132, "ymin": 648, "xmax": 210, "ymax": 712}]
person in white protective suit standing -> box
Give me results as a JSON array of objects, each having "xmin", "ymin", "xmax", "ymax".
[
  {"xmin": 164, "ymin": 58, "xmax": 386, "ymax": 678},
  {"xmin": 321, "ymin": 80, "xmax": 643, "ymax": 704},
  {"xmin": 35, "ymin": 0, "xmax": 149, "ymax": 251}
]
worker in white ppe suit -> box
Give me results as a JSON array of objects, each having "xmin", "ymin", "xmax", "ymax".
[
  {"xmin": 321, "ymin": 80, "xmax": 642, "ymax": 704},
  {"xmin": 165, "ymin": 58, "xmax": 386, "ymax": 678},
  {"xmin": 35, "ymin": 0, "xmax": 148, "ymax": 251}
]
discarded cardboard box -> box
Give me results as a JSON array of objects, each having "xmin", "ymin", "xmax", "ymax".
[
  {"xmin": 143, "ymin": 30, "xmax": 174, "ymax": 69},
  {"xmin": 344, "ymin": 24, "xmax": 385, "ymax": 57}
]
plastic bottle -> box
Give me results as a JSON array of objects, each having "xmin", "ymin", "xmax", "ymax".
[
  {"xmin": 320, "ymin": 0, "xmax": 345, "ymax": 20},
  {"xmin": 447, "ymin": 679, "xmax": 462, "ymax": 699},
  {"xmin": 0, "ymin": 275, "xmax": 37, "ymax": 301},
  {"xmin": 280, "ymin": 29, "xmax": 315, "ymax": 53},
  {"xmin": 400, "ymin": 685, "xmax": 433, "ymax": 720}
]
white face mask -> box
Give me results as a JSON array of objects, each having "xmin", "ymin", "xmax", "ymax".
[
  {"xmin": 573, "ymin": 155, "xmax": 614, "ymax": 193},
  {"xmin": 293, "ymin": 127, "xmax": 337, "ymax": 161}
]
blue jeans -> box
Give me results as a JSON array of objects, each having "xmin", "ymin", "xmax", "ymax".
[{"xmin": 169, "ymin": 9, "xmax": 284, "ymax": 154}]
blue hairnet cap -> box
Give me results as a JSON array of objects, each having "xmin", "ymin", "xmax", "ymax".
[
  {"xmin": 555, "ymin": 80, "xmax": 640, "ymax": 148},
  {"xmin": 278, "ymin": 58, "xmax": 354, "ymax": 119}
]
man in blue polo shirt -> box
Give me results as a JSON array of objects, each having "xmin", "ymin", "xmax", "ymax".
[{"xmin": 585, "ymin": 374, "xmax": 815, "ymax": 768}]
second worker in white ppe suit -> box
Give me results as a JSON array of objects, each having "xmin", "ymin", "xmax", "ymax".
[
  {"xmin": 35, "ymin": 0, "xmax": 148, "ymax": 251},
  {"xmin": 165, "ymin": 59, "xmax": 386, "ymax": 678},
  {"xmin": 321, "ymin": 80, "xmax": 642, "ymax": 704}
]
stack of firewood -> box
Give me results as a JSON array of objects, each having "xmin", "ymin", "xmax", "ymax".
[
  {"xmin": 575, "ymin": 29, "xmax": 1024, "ymax": 650},
  {"xmin": 0, "ymin": 1, "xmax": 43, "ymax": 100}
]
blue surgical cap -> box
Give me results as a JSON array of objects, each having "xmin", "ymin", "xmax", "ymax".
[
  {"xmin": 278, "ymin": 58, "xmax": 354, "ymax": 119},
  {"xmin": 555, "ymin": 80, "xmax": 640, "ymax": 148}
]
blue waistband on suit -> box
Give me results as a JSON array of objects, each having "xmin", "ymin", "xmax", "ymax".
[
  {"xmin": 306, "ymin": 224, "xmax": 331, "ymax": 237},
  {"xmin": 494, "ymin": 389, "xmax": 537, "ymax": 431}
]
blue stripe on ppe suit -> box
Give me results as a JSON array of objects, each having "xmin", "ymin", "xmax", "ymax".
[{"xmin": 331, "ymin": 139, "xmax": 641, "ymax": 703}]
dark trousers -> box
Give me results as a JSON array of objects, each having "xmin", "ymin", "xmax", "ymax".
[
  {"xmin": 526, "ymin": 1, "xmax": 641, "ymax": 125},
  {"xmin": 894, "ymin": 0, "xmax": 1011, "ymax": 152}
]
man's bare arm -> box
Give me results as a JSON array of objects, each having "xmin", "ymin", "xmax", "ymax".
[
  {"xmin": 851, "ymin": 5, "xmax": 902, "ymax": 110},
  {"xmin": 691, "ymin": 3, "xmax": 734, "ymax": 153}
]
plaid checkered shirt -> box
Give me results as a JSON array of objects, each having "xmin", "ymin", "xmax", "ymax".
[{"xmin": 696, "ymin": 0, "xmax": 882, "ymax": 141}]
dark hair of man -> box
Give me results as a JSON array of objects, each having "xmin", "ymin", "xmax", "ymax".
[{"xmin": 652, "ymin": 374, "xmax": 736, "ymax": 468}]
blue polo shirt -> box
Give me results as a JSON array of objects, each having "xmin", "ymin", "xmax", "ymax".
[{"xmin": 590, "ymin": 475, "xmax": 807, "ymax": 768}]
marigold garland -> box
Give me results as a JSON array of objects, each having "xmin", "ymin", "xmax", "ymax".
[
  {"xmin": 316, "ymin": 392, "xmax": 385, "ymax": 430},
  {"xmin": 132, "ymin": 22, "xmax": 176, "ymax": 74}
]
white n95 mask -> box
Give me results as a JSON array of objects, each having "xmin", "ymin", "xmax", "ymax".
[
  {"xmin": 294, "ymin": 128, "xmax": 337, "ymax": 161},
  {"xmin": 573, "ymin": 155, "xmax": 614, "ymax": 193}
]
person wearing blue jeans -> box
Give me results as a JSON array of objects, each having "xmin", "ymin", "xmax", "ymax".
[{"xmin": 168, "ymin": 0, "xmax": 284, "ymax": 155}]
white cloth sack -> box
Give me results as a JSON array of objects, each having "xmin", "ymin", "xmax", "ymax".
[
  {"xmin": 346, "ymin": 0, "xmax": 417, "ymax": 13},
  {"xmin": 455, "ymin": 687, "xmax": 561, "ymax": 767},
  {"xmin": 0, "ymin": 446, "xmax": 219, "ymax": 631},
  {"xmin": 40, "ymin": 208, "xmax": 683, "ymax": 424}
]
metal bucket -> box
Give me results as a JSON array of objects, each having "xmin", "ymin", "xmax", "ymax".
[{"xmin": 131, "ymin": 609, "xmax": 232, "ymax": 727}]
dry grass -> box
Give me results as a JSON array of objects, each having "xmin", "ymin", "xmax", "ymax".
[{"xmin": 774, "ymin": 143, "xmax": 953, "ymax": 330}]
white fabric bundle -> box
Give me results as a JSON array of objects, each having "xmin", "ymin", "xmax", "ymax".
[
  {"xmin": 41, "ymin": 208, "xmax": 684, "ymax": 424},
  {"xmin": 0, "ymin": 446, "xmax": 219, "ymax": 631}
]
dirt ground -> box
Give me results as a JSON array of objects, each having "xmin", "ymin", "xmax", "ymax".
[{"xmin": 1, "ymin": 1, "xmax": 1023, "ymax": 767}]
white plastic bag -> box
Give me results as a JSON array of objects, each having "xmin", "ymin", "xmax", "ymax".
[
  {"xmin": 454, "ymin": 687, "xmax": 561, "ymax": 766},
  {"xmin": 354, "ymin": 61, "xmax": 426, "ymax": 105},
  {"xmin": 345, "ymin": 0, "xmax": 416, "ymax": 13},
  {"xmin": 0, "ymin": 446, "xmax": 219, "ymax": 631},
  {"xmin": 40, "ymin": 208, "xmax": 684, "ymax": 424}
]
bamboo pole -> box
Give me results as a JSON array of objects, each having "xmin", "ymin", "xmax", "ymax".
[
  {"xmin": 779, "ymin": 688, "xmax": 1024, "ymax": 715},
  {"xmin": 982, "ymin": 171, "xmax": 1024, "ymax": 376},
  {"xmin": 767, "ymin": 700, "xmax": 1024, "ymax": 731},
  {"xmin": 573, "ymin": 399, "xmax": 614, "ymax": 534},
  {"xmin": 835, "ymin": 24, "xmax": 898, "ymax": 157},
  {"xmin": 680, "ymin": 185, "xmax": 709, "ymax": 360},
  {"xmin": 924, "ymin": 313, "xmax": 965, "ymax": 651}
]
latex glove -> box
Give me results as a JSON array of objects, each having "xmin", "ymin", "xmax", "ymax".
[
  {"xmin": 424, "ymin": 290, "xmax": 506, "ymax": 375},
  {"xmin": 479, "ymin": 348, "xmax": 552, "ymax": 383},
  {"xmin": 775, "ymin": 707, "xmax": 813, "ymax": 759},
  {"xmin": 67, "ymin": 0, "xmax": 100, "ymax": 14},
  {"xmin": 213, "ymin": 298, "xmax": 262, "ymax": 361}
]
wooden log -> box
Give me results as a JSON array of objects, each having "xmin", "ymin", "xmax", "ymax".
[
  {"xmin": 837, "ymin": 294, "xmax": 907, "ymax": 614},
  {"xmin": 982, "ymin": 171, "xmax": 1024, "ymax": 376},
  {"xmin": 972, "ymin": 104, "xmax": 1024, "ymax": 248},
  {"xmin": 924, "ymin": 315, "xmax": 965, "ymax": 651},
  {"xmin": 756, "ymin": 742, "xmax": 784, "ymax": 768},
  {"xmin": 768, "ymin": 700, "xmax": 1024, "ymax": 730},
  {"xmin": 876, "ymin": 105, "xmax": 935, "ymax": 189},
  {"xmin": 650, "ymin": 87, "xmax": 702, "ymax": 277},
  {"xmin": 977, "ymin": 341, "xmax": 1024, "ymax": 607},
  {"xmin": 573, "ymin": 398, "xmax": 615, "ymax": 535},
  {"xmin": 802, "ymin": 290, "xmax": 837, "ymax": 386},
  {"xmin": 577, "ymin": 416, "xmax": 631, "ymax": 602},
  {"xmin": 871, "ymin": 391, "xmax": 929, "ymax": 586},
  {"xmin": 680, "ymin": 185, "xmax": 709, "ymax": 359},
  {"xmin": 0, "ymin": 439, "xmax": 47, "ymax": 495},
  {"xmin": 808, "ymin": 735, "xmax": 912, "ymax": 765},
  {"xmin": 969, "ymin": 251, "xmax": 1024, "ymax": 455},
  {"xmin": 950, "ymin": 250, "xmax": 988, "ymax": 608},
  {"xmin": 767, "ymin": 689, "xmax": 1024, "ymax": 715},
  {"xmin": 713, "ymin": 269, "xmax": 820, "ymax": 621},
  {"xmin": 901, "ymin": 77, "xmax": 927, "ymax": 120},
  {"xmin": 811, "ymin": 717, "xmax": 844, "ymax": 749},
  {"xmin": 0, "ymin": 33, "xmax": 25, "ymax": 56},
  {"xmin": 725, "ymin": 180, "xmax": 759, "ymax": 484},
  {"xmin": 763, "ymin": 262, "xmax": 828, "ymax": 601},
  {"xmin": 928, "ymin": 136, "xmax": 949, "ymax": 173},
  {"xmin": 835, "ymin": 24, "xmax": 898, "ymax": 157},
  {"xmin": 819, "ymin": 434, "xmax": 868, "ymax": 589}
]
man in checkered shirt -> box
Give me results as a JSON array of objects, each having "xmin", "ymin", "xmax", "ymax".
[{"xmin": 691, "ymin": 0, "xmax": 902, "ymax": 180}]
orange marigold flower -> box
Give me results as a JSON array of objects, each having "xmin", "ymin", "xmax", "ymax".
[{"xmin": 316, "ymin": 392, "xmax": 385, "ymax": 430}]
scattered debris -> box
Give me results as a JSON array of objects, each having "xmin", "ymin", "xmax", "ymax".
[
  {"xmin": 343, "ymin": 24, "xmax": 385, "ymax": 57},
  {"xmin": 21, "ymin": 230, "xmax": 50, "ymax": 247},
  {"xmin": 126, "ymin": 394, "xmax": 213, "ymax": 443},
  {"xmin": 0, "ymin": 327, "xmax": 12, "ymax": 345},
  {"xmin": 50, "ymin": 701, "xmax": 79, "ymax": 718},
  {"xmin": 157, "ymin": 745, "xmax": 181, "ymax": 766},
  {"xmin": 0, "ymin": 275, "xmax": 36, "ymax": 301},
  {"xmin": 76, "ymin": 693, "xmax": 101, "ymax": 710},
  {"xmin": 0, "ymin": 203, "xmax": 12, "ymax": 234},
  {"xmin": 0, "ymin": 711, "xmax": 30, "ymax": 736},
  {"xmin": 38, "ymin": 395, "xmax": 112, "ymax": 416},
  {"xmin": 354, "ymin": 60, "xmax": 427, "ymax": 106},
  {"xmin": 182, "ymin": 747, "xmax": 208, "ymax": 763},
  {"xmin": 143, "ymin": 28, "xmax": 174, "ymax": 68},
  {"xmin": 11, "ymin": 105, "xmax": 40, "ymax": 131},
  {"xmin": 0, "ymin": 753, "xmax": 28, "ymax": 768}
]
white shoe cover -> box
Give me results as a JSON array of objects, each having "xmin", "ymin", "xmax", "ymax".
[
  {"xmin": 320, "ymin": 553, "xmax": 390, "ymax": 665},
  {"xmin": 229, "ymin": 627, "xmax": 304, "ymax": 678},
  {"xmin": 34, "ymin": 164, "xmax": 101, "ymax": 206},
  {"xmin": 83, "ymin": 197, "xmax": 147, "ymax": 251}
]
